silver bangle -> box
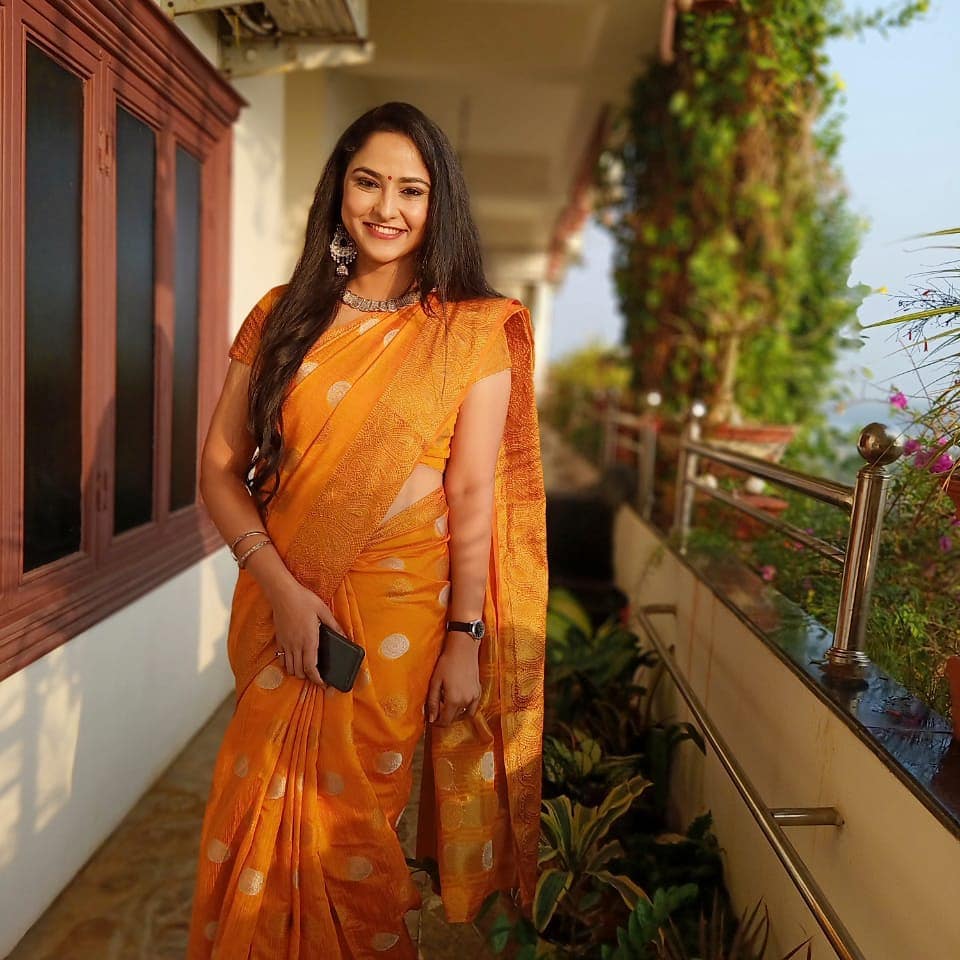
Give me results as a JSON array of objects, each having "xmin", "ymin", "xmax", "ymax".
[
  {"xmin": 230, "ymin": 529, "xmax": 267, "ymax": 559},
  {"xmin": 236, "ymin": 538, "xmax": 272, "ymax": 569}
]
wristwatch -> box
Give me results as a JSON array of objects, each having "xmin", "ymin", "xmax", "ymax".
[{"xmin": 446, "ymin": 618, "xmax": 485, "ymax": 641}]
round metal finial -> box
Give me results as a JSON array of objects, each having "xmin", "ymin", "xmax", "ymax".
[
  {"xmin": 646, "ymin": 391, "xmax": 663, "ymax": 408},
  {"xmin": 857, "ymin": 423, "xmax": 903, "ymax": 466},
  {"xmin": 691, "ymin": 400, "xmax": 707, "ymax": 420}
]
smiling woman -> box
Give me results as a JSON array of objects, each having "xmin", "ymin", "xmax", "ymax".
[
  {"xmin": 186, "ymin": 103, "xmax": 548, "ymax": 959},
  {"xmin": 342, "ymin": 134, "xmax": 431, "ymax": 281}
]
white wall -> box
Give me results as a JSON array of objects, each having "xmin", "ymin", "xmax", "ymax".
[
  {"xmin": 614, "ymin": 508, "xmax": 960, "ymax": 960},
  {"xmin": 0, "ymin": 553, "xmax": 236, "ymax": 955},
  {"xmin": 0, "ymin": 12, "xmax": 295, "ymax": 954},
  {"xmin": 282, "ymin": 69, "xmax": 377, "ymax": 264},
  {"xmin": 231, "ymin": 71, "xmax": 293, "ymax": 317}
]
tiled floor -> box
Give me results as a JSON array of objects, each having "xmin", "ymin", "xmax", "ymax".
[
  {"xmin": 7, "ymin": 697, "xmax": 493, "ymax": 960},
  {"xmin": 7, "ymin": 426, "xmax": 594, "ymax": 959}
]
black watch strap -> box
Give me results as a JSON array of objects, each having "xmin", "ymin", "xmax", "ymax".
[{"xmin": 446, "ymin": 618, "xmax": 485, "ymax": 640}]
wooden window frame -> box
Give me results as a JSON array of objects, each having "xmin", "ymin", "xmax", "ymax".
[{"xmin": 0, "ymin": 0, "xmax": 244, "ymax": 680}]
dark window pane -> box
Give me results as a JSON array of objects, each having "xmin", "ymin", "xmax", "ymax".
[
  {"xmin": 114, "ymin": 106, "xmax": 156, "ymax": 533},
  {"xmin": 170, "ymin": 147, "xmax": 201, "ymax": 511},
  {"xmin": 23, "ymin": 44, "xmax": 83, "ymax": 572}
]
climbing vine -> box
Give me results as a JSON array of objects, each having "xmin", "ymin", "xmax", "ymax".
[{"xmin": 599, "ymin": 0, "xmax": 929, "ymax": 426}]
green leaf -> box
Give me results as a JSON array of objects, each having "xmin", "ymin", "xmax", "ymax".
[
  {"xmin": 578, "ymin": 774, "xmax": 651, "ymax": 856},
  {"xmin": 533, "ymin": 868, "xmax": 574, "ymax": 932},
  {"xmin": 547, "ymin": 588, "xmax": 593, "ymax": 637},
  {"xmin": 591, "ymin": 870, "xmax": 648, "ymax": 911},
  {"xmin": 488, "ymin": 912, "xmax": 513, "ymax": 954},
  {"xmin": 540, "ymin": 795, "xmax": 574, "ymax": 863}
]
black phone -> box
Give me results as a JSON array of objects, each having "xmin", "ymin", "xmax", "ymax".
[{"xmin": 317, "ymin": 623, "xmax": 365, "ymax": 692}]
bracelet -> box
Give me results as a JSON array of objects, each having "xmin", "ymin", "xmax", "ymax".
[
  {"xmin": 230, "ymin": 529, "xmax": 268, "ymax": 559},
  {"xmin": 236, "ymin": 537, "xmax": 272, "ymax": 569}
]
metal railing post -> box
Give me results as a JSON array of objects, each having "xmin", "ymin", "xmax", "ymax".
[
  {"xmin": 825, "ymin": 423, "xmax": 903, "ymax": 685},
  {"xmin": 672, "ymin": 402, "xmax": 706, "ymax": 553},
  {"xmin": 602, "ymin": 388, "xmax": 619, "ymax": 468},
  {"xmin": 639, "ymin": 391, "xmax": 661, "ymax": 521}
]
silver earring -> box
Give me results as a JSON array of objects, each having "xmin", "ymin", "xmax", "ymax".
[{"xmin": 329, "ymin": 224, "xmax": 357, "ymax": 277}]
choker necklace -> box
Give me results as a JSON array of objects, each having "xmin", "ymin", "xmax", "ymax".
[{"xmin": 341, "ymin": 287, "xmax": 419, "ymax": 313}]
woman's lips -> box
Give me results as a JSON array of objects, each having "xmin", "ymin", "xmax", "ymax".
[{"xmin": 363, "ymin": 222, "xmax": 407, "ymax": 240}]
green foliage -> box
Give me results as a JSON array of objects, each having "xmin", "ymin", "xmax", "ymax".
[
  {"xmin": 546, "ymin": 587, "xmax": 658, "ymax": 730},
  {"xmin": 601, "ymin": 885, "xmax": 699, "ymax": 960},
  {"xmin": 599, "ymin": 0, "xmax": 925, "ymax": 425},
  {"xmin": 543, "ymin": 725, "xmax": 647, "ymax": 807},
  {"xmin": 488, "ymin": 587, "xmax": 799, "ymax": 958},
  {"xmin": 605, "ymin": 891, "xmax": 812, "ymax": 960},
  {"xmin": 690, "ymin": 458, "xmax": 959, "ymax": 714},
  {"xmin": 542, "ymin": 342, "xmax": 633, "ymax": 462},
  {"xmin": 536, "ymin": 775, "xmax": 652, "ymax": 948}
]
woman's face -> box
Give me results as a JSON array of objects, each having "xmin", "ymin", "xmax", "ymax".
[{"xmin": 340, "ymin": 131, "xmax": 431, "ymax": 275}]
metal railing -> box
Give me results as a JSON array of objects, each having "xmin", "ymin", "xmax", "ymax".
[
  {"xmin": 600, "ymin": 389, "xmax": 662, "ymax": 521},
  {"xmin": 674, "ymin": 408, "xmax": 902, "ymax": 685},
  {"xmin": 591, "ymin": 393, "xmax": 903, "ymax": 685},
  {"xmin": 635, "ymin": 604, "xmax": 864, "ymax": 960}
]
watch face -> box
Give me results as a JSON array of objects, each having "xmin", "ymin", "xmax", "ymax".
[{"xmin": 472, "ymin": 621, "xmax": 485, "ymax": 640}]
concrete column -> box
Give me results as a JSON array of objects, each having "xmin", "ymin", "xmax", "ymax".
[
  {"xmin": 527, "ymin": 279, "xmax": 554, "ymax": 397},
  {"xmin": 485, "ymin": 251, "xmax": 554, "ymax": 400}
]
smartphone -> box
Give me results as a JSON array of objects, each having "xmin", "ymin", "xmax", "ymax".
[{"xmin": 317, "ymin": 623, "xmax": 365, "ymax": 692}]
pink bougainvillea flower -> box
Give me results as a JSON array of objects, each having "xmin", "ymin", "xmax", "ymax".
[
  {"xmin": 902, "ymin": 438, "xmax": 921, "ymax": 455},
  {"xmin": 935, "ymin": 435, "xmax": 951, "ymax": 446},
  {"xmin": 914, "ymin": 449, "xmax": 934, "ymax": 468},
  {"xmin": 940, "ymin": 535, "xmax": 953, "ymax": 553},
  {"xmin": 760, "ymin": 565, "xmax": 777, "ymax": 582},
  {"xmin": 931, "ymin": 452, "xmax": 955, "ymax": 474},
  {"xmin": 889, "ymin": 390, "xmax": 908, "ymax": 409}
]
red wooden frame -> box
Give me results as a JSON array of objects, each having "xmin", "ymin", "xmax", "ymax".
[{"xmin": 0, "ymin": 0, "xmax": 244, "ymax": 679}]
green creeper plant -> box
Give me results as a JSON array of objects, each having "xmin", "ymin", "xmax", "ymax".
[{"xmin": 599, "ymin": 0, "xmax": 927, "ymax": 428}]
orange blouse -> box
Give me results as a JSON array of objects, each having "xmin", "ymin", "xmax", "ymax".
[{"xmin": 418, "ymin": 325, "xmax": 511, "ymax": 470}]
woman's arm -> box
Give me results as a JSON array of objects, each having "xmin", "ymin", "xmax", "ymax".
[
  {"xmin": 199, "ymin": 360, "xmax": 344, "ymax": 684},
  {"xmin": 426, "ymin": 365, "xmax": 511, "ymax": 726}
]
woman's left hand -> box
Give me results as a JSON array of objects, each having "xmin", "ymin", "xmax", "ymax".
[{"xmin": 426, "ymin": 634, "xmax": 481, "ymax": 726}]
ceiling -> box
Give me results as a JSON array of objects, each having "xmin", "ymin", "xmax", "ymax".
[
  {"xmin": 345, "ymin": 0, "xmax": 663, "ymax": 274},
  {"xmin": 198, "ymin": 0, "xmax": 664, "ymax": 281}
]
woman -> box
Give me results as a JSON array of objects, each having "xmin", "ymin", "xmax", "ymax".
[{"xmin": 187, "ymin": 102, "xmax": 547, "ymax": 959}]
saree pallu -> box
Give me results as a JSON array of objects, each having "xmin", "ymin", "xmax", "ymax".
[{"xmin": 187, "ymin": 291, "xmax": 547, "ymax": 959}]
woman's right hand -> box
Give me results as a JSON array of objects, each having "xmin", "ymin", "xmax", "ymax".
[{"xmin": 268, "ymin": 580, "xmax": 346, "ymax": 686}]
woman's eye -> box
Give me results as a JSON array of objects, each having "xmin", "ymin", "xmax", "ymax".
[
  {"xmin": 356, "ymin": 177, "xmax": 378, "ymax": 188},
  {"xmin": 402, "ymin": 188, "xmax": 425, "ymax": 198}
]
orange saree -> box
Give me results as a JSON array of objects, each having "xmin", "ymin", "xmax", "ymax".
[{"xmin": 186, "ymin": 287, "xmax": 547, "ymax": 959}]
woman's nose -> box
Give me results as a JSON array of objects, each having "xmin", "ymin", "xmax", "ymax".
[{"xmin": 372, "ymin": 185, "xmax": 398, "ymax": 220}]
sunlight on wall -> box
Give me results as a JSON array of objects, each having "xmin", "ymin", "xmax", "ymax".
[
  {"xmin": 0, "ymin": 676, "xmax": 25, "ymax": 872},
  {"xmin": 33, "ymin": 650, "xmax": 81, "ymax": 834}
]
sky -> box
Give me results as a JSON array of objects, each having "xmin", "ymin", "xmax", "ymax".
[{"xmin": 550, "ymin": 1, "xmax": 960, "ymax": 425}]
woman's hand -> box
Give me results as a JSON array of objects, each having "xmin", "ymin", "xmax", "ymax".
[
  {"xmin": 269, "ymin": 580, "xmax": 345, "ymax": 686},
  {"xmin": 426, "ymin": 634, "xmax": 481, "ymax": 726}
]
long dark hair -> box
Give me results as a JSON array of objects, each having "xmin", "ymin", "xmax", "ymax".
[{"xmin": 247, "ymin": 101, "xmax": 498, "ymax": 509}]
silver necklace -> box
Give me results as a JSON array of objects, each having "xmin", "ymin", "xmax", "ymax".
[{"xmin": 341, "ymin": 287, "xmax": 419, "ymax": 313}]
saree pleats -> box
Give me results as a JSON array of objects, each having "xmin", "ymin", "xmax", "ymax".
[{"xmin": 187, "ymin": 291, "xmax": 547, "ymax": 958}]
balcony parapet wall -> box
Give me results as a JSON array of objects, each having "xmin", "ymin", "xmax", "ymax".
[{"xmin": 615, "ymin": 507, "xmax": 960, "ymax": 960}]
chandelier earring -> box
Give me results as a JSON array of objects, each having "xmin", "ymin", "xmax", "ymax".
[{"xmin": 329, "ymin": 223, "xmax": 358, "ymax": 276}]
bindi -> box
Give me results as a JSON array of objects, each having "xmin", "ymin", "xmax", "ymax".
[{"xmin": 387, "ymin": 175, "xmax": 392, "ymax": 181}]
